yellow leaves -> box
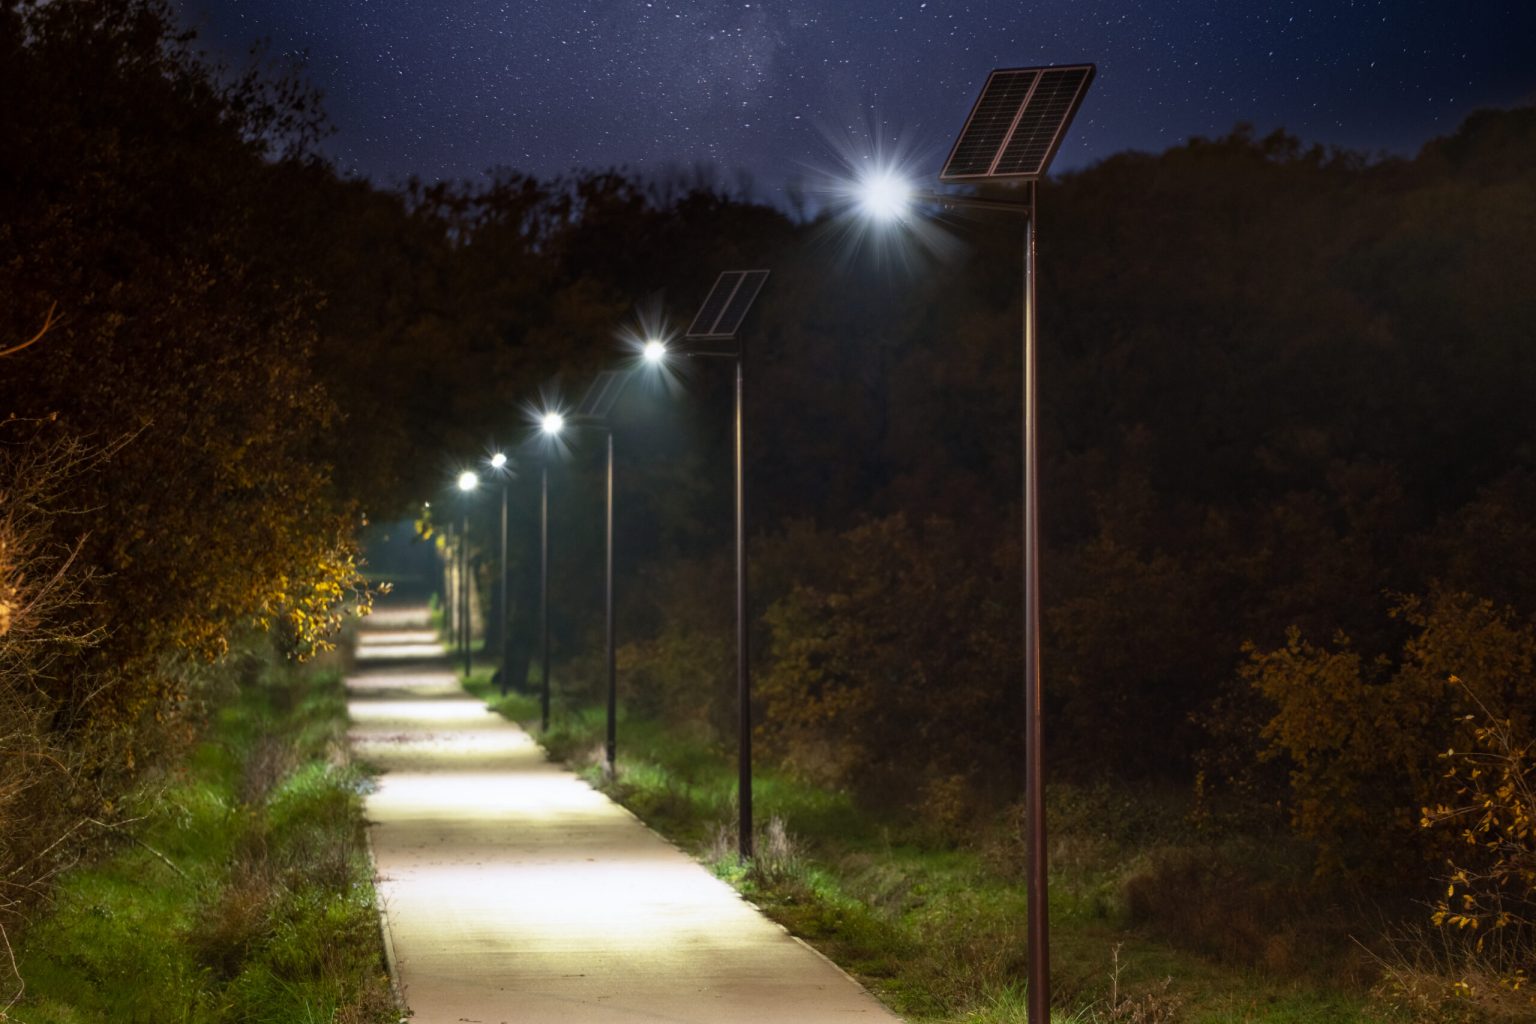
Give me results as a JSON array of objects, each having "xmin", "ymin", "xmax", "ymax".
[
  {"xmin": 1253, "ymin": 591, "xmax": 1536, "ymax": 888},
  {"xmin": 1424, "ymin": 683, "xmax": 1536, "ymax": 966},
  {"xmin": 243, "ymin": 529, "xmax": 376, "ymax": 660}
]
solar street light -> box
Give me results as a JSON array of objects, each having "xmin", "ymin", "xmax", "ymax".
[
  {"xmin": 455, "ymin": 471, "xmax": 480, "ymax": 678},
  {"xmin": 680, "ymin": 269, "xmax": 770, "ymax": 859},
  {"xmin": 535, "ymin": 406, "xmax": 567, "ymax": 732},
  {"xmin": 939, "ymin": 62, "xmax": 1094, "ymax": 1024},
  {"xmin": 487, "ymin": 452, "xmax": 516, "ymax": 696},
  {"xmin": 572, "ymin": 366, "xmax": 653, "ymax": 779},
  {"xmin": 642, "ymin": 339, "xmax": 667, "ymax": 364},
  {"xmin": 847, "ymin": 62, "xmax": 1093, "ymax": 1024}
]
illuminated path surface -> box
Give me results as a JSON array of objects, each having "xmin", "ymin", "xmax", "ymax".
[{"xmin": 346, "ymin": 602, "xmax": 903, "ymax": 1024}]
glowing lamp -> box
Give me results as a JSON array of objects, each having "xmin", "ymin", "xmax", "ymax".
[
  {"xmin": 857, "ymin": 169, "xmax": 912, "ymax": 222},
  {"xmin": 456, "ymin": 471, "xmax": 479, "ymax": 492},
  {"xmin": 540, "ymin": 411, "xmax": 565, "ymax": 436}
]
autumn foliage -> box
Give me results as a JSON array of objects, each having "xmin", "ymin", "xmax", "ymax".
[
  {"xmin": 1245, "ymin": 594, "xmax": 1536, "ymax": 880},
  {"xmin": 0, "ymin": 0, "xmax": 372, "ymax": 954}
]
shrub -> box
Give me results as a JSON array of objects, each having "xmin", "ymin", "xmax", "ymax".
[
  {"xmin": 1421, "ymin": 682, "xmax": 1536, "ymax": 1000},
  {"xmin": 1247, "ymin": 591, "xmax": 1536, "ymax": 884},
  {"xmin": 758, "ymin": 514, "xmax": 1018, "ymax": 809}
]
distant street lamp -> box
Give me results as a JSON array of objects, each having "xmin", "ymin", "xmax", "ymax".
[
  {"xmin": 488, "ymin": 452, "xmax": 515, "ymax": 696},
  {"xmin": 572, "ymin": 338, "xmax": 670, "ymax": 778},
  {"xmin": 680, "ymin": 271, "xmax": 770, "ymax": 860},
  {"xmin": 456, "ymin": 470, "xmax": 479, "ymax": 678},
  {"xmin": 537, "ymin": 410, "xmax": 565, "ymax": 732},
  {"xmin": 848, "ymin": 63, "xmax": 1096, "ymax": 1024}
]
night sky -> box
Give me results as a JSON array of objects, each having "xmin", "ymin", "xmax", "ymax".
[{"xmin": 175, "ymin": 1, "xmax": 1536, "ymax": 199}]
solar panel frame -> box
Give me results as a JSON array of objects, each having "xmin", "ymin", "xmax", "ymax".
[
  {"xmin": 940, "ymin": 63, "xmax": 1095, "ymax": 183},
  {"xmin": 575, "ymin": 369, "xmax": 630, "ymax": 422},
  {"xmin": 710, "ymin": 269, "xmax": 769, "ymax": 338},
  {"xmin": 685, "ymin": 269, "xmax": 771, "ymax": 341},
  {"xmin": 686, "ymin": 271, "xmax": 744, "ymax": 339}
]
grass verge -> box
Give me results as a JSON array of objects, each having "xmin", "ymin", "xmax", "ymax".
[
  {"xmin": 462, "ymin": 664, "xmax": 1370, "ymax": 1024},
  {"xmin": 10, "ymin": 644, "xmax": 395, "ymax": 1024}
]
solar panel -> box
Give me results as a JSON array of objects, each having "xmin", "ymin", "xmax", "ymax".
[
  {"xmin": 575, "ymin": 369, "xmax": 629, "ymax": 421},
  {"xmin": 687, "ymin": 272, "xmax": 742, "ymax": 339},
  {"xmin": 685, "ymin": 270, "xmax": 771, "ymax": 340},
  {"xmin": 942, "ymin": 69, "xmax": 1038, "ymax": 179},
  {"xmin": 940, "ymin": 64, "xmax": 1094, "ymax": 182}
]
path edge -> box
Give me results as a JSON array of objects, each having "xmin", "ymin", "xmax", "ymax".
[
  {"xmin": 496, "ymin": 695, "xmax": 909, "ymax": 1022},
  {"xmin": 365, "ymin": 797, "xmax": 411, "ymax": 1019}
]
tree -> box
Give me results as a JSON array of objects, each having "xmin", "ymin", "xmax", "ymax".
[{"xmin": 0, "ymin": 0, "xmax": 373, "ymax": 940}]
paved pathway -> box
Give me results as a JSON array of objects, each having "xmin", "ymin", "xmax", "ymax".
[{"xmin": 346, "ymin": 602, "xmax": 903, "ymax": 1024}]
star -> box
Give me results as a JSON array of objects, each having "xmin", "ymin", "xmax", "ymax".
[{"xmin": 175, "ymin": 0, "xmax": 1536, "ymax": 198}]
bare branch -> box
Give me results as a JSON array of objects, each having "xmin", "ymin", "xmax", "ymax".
[{"xmin": 0, "ymin": 302, "xmax": 60, "ymax": 359}]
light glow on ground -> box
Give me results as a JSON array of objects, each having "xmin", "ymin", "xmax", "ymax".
[{"xmin": 345, "ymin": 606, "xmax": 903, "ymax": 1023}]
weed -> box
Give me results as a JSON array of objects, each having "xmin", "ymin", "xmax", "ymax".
[
  {"xmin": 1364, "ymin": 923, "xmax": 1536, "ymax": 1024},
  {"xmin": 1099, "ymin": 944, "xmax": 1183, "ymax": 1023}
]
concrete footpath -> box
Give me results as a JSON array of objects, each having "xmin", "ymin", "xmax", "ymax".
[{"xmin": 345, "ymin": 602, "xmax": 903, "ymax": 1024}]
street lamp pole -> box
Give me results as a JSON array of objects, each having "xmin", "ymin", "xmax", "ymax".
[
  {"xmin": 456, "ymin": 470, "xmax": 479, "ymax": 678},
  {"xmin": 489, "ymin": 453, "xmax": 512, "ymax": 696},
  {"xmin": 575, "ymin": 347, "xmax": 668, "ymax": 780},
  {"xmin": 898, "ymin": 187, "xmax": 1051, "ymax": 1021},
  {"xmin": 461, "ymin": 503, "xmax": 471, "ymax": 677},
  {"xmin": 733, "ymin": 353, "xmax": 751, "ymax": 858},
  {"xmin": 1020, "ymin": 180, "xmax": 1049, "ymax": 1024},
  {"xmin": 500, "ymin": 473, "xmax": 510, "ymax": 693},
  {"xmin": 540, "ymin": 457, "xmax": 550, "ymax": 732},
  {"xmin": 533, "ymin": 409, "xmax": 565, "ymax": 734},
  {"xmin": 682, "ymin": 270, "xmax": 770, "ymax": 861},
  {"xmin": 604, "ymin": 428, "xmax": 617, "ymax": 774}
]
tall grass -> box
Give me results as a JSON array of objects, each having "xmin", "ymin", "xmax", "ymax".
[{"xmin": 10, "ymin": 643, "xmax": 395, "ymax": 1023}]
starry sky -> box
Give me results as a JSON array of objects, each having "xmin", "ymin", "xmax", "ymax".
[{"xmin": 175, "ymin": 1, "xmax": 1536, "ymax": 200}]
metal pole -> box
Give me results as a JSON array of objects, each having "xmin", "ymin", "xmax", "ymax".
[
  {"xmin": 1022, "ymin": 180, "xmax": 1050, "ymax": 1024},
  {"xmin": 540, "ymin": 460, "xmax": 551, "ymax": 733},
  {"xmin": 450, "ymin": 524, "xmax": 459, "ymax": 657},
  {"xmin": 735, "ymin": 355, "xmax": 753, "ymax": 860},
  {"xmin": 458, "ymin": 528, "xmax": 464, "ymax": 662},
  {"xmin": 499, "ymin": 477, "xmax": 510, "ymax": 696},
  {"xmin": 461, "ymin": 505, "xmax": 471, "ymax": 678},
  {"xmin": 605, "ymin": 429, "xmax": 617, "ymax": 776},
  {"xmin": 454, "ymin": 519, "xmax": 461, "ymax": 660},
  {"xmin": 451, "ymin": 522, "xmax": 459, "ymax": 656},
  {"xmin": 448, "ymin": 521, "xmax": 454, "ymax": 657}
]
